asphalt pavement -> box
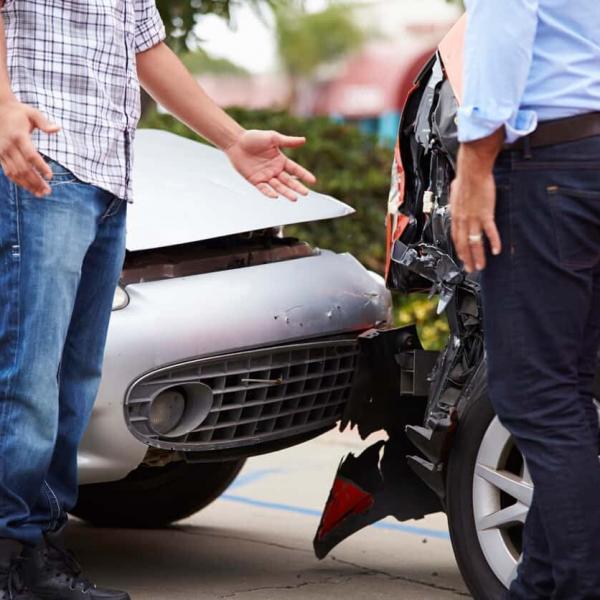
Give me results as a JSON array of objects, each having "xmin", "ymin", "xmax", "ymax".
[{"xmin": 67, "ymin": 428, "xmax": 470, "ymax": 599}]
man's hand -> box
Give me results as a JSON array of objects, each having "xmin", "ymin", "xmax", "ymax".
[
  {"xmin": 225, "ymin": 130, "xmax": 317, "ymax": 202},
  {"xmin": 136, "ymin": 44, "xmax": 316, "ymax": 202},
  {"xmin": 450, "ymin": 129, "xmax": 504, "ymax": 272},
  {"xmin": 0, "ymin": 98, "xmax": 60, "ymax": 197}
]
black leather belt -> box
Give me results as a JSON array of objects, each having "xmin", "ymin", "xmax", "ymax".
[{"xmin": 504, "ymin": 111, "xmax": 600, "ymax": 151}]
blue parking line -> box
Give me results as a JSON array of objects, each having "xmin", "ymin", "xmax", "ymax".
[{"xmin": 220, "ymin": 493, "xmax": 450, "ymax": 541}]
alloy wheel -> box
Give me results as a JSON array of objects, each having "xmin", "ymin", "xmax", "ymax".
[{"xmin": 472, "ymin": 417, "xmax": 531, "ymax": 588}]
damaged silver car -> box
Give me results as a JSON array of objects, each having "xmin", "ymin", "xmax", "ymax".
[
  {"xmin": 71, "ymin": 129, "xmax": 392, "ymax": 528},
  {"xmin": 312, "ymin": 20, "xmax": 600, "ymax": 600}
]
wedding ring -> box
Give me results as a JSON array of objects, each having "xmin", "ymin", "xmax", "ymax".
[{"xmin": 468, "ymin": 234, "xmax": 483, "ymax": 244}]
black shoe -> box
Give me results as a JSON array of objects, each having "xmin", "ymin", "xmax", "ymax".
[
  {"xmin": 21, "ymin": 528, "xmax": 130, "ymax": 600},
  {"xmin": 0, "ymin": 539, "xmax": 36, "ymax": 600}
]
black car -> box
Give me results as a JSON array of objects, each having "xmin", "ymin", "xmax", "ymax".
[{"xmin": 313, "ymin": 23, "xmax": 600, "ymax": 600}]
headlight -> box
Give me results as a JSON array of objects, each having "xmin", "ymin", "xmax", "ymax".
[{"xmin": 112, "ymin": 285, "xmax": 130, "ymax": 311}]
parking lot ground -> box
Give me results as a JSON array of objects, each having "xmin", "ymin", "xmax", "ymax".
[{"xmin": 68, "ymin": 428, "xmax": 470, "ymax": 599}]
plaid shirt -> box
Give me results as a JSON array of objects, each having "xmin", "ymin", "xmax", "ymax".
[{"xmin": 1, "ymin": 0, "xmax": 166, "ymax": 201}]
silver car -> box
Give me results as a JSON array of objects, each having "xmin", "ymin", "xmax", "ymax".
[{"xmin": 71, "ymin": 129, "xmax": 392, "ymax": 528}]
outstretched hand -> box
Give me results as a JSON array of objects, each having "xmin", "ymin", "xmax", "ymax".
[{"xmin": 225, "ymin": 129, "xmax": 317, "ymax": 202}]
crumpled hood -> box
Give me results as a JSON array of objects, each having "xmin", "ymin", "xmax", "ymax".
[{"xmin": 127, "ymin": 129, "xmax": 354, "ymax": 251}]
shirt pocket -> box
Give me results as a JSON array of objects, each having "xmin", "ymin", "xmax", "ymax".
[{"xmin": 546, "ymin": 185, "xmax": 600, "ymax": 269}]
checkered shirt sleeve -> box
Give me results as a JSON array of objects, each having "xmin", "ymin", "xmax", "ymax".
[{"xmin": 135, "ymin": 0, "xmax": 167, "ymax": 53}]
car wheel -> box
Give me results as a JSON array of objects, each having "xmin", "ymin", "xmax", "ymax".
[
  {"xmin": 446, "ymin": 394, "xmax": 530, "ymax": 600},
  {"xmin": 72, "ymin": 459, "xmax": 246, "ymax": 528}
]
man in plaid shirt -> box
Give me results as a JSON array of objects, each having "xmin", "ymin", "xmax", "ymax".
[{"xmin": 0, "ymin": 2, "xmax": 316, "ymax": 598}]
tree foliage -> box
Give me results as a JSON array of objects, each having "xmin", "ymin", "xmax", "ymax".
[
  {"xmin": 274, "ymin": 3, "xmax": 365, "ymax": 78},
  {"xmin": 155, "ymin": 0, "xmax": 273, "ymax": 52},
  {"xmin": 180, "ymin": 48, "xmax": 249, "ymax": 75}
]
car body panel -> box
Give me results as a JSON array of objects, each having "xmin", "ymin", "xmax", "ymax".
[
  {"xmin": 128, "ymin": 130, "xmax": 354, "ymax": 252},
  {"xmin": 438, "ymin": 15, "xmax": 466, "ymax": 104},
  {"xmin": 78, "ymin": 250, "xmax": 392, "ymax": 485}
]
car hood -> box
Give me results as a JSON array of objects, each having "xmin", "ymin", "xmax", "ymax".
[{"xmin": 127, "ymin": 129, "xmax": 354, "ymax": 251}]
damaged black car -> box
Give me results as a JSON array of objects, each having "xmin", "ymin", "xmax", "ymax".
[{"xmin": 312, "ymin": 21, "xmax": 600, "ymax": 600}]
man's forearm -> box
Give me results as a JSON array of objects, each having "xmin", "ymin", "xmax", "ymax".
[
  {"xmin": 450, "ymin": 127, "xmax": 505, "ymax": 273},
  {"xmin": 136, "ymin": 42, "xmax": 244, "ymax": 150},
  {"xmin": 457, "ymin": 127, "xmax": 505, "ymax": 178}
]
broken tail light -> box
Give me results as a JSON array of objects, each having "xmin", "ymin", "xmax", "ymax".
[{"xmin": 384, "ymin": 142, "xmax": 410, "ymax": 281}]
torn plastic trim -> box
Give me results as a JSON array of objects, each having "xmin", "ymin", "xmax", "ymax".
[
  {"xmin": 403, "ymin": 279, "xmax": 486, "ymax": 501},
  {"xmin": 313, "ymin": 436, "xmax": 441, "ymax": 559},
  {"xmin": 313, "ymin": 326, "xmax": 443, "ymax": 559},
  {"xmin": 340, "ymin": 326, "xmax": 439, "ymax": 440},
  {"xmin": 391, "ymin": 240, "xmax": 464, "ymax": 314}
]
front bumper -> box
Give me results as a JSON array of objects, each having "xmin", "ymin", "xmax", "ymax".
[{"xmin": 78, "ymin": 251, "xmax": 392, "ymax": 485}]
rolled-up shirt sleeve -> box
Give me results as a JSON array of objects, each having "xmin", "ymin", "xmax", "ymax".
[
  {"xmin": 135, "ymin": 0, "xmax": 166, "ymax": 54},
  {"xmin": 458, "ymin": 0, "xmax": 539, "ymax": 143}
]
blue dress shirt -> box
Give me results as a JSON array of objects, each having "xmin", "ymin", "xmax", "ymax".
[{"xmin": 458, "ymin": 0, "xmax": 600, "ymax": 143}]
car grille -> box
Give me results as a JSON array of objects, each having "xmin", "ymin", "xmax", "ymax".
[{"xmin": 125, "ymin": 339, "xmax": 359, "ymax": 454}]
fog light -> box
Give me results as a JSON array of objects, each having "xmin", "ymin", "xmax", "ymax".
[
  {"xmin": 149, "ymin": 389, "xmax": 186, "ymax": 436},
  {"xmin": 147, "ymin": 383, "xmax": 214, "ymax": 439}
]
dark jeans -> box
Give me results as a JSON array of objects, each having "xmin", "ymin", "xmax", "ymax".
[
  {"xmin": 482, "ymin": 135, "xmax": 600, "ymax": 599},
  {"xmin": 0, "ymin": 159, "xmax": 126, "ymax": 545}
]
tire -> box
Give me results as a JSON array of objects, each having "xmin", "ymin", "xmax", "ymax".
[
  {"xmin": 446, "ymin": 394, "xmax": 528, "ymax": 600},
  {"xmin": 72, "ymin": 459, "xmax": 246, "ymax": 528}
]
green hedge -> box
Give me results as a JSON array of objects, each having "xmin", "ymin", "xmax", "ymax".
[{"xmin": 140, "ymin": 108, "xmax": 448, "ymax": 349}]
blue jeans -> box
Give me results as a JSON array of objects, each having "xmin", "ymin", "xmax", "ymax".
[
  {"xmin": 482, "ymin": 136, "xmax": 600, "ymax": 599},
  {"xmin": 0, "ymin": 159, "xmax": 126, "ymax": 545}
]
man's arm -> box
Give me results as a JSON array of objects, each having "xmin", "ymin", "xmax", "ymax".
[
  {"xmin": 451, "ymin": 129, "xmax": 504, "ymax": 273},
  {"xmin": 450, "ymin": 0, "xmax": 539, "ymax": 272},
  {"xmin": 136, "ymin": 43, "xmax": 316, "ymax": 202},
  {"xmin": 0, "ymin": 13, "xmax": 59, "ymax": 196}
]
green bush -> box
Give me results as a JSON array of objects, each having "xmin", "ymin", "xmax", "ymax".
[
  {"xmin": 140, "ymin": 108, "xmax": 448, "ymax": 348},
  {"xmin": 395, "ymin": 294, "xmax": 450, "ymax": 350}
]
